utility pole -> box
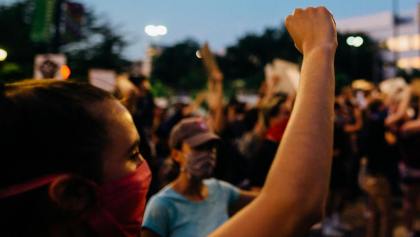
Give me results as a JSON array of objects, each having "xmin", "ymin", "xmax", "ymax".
[
  {"xmin": 417, "ymin": 3, "xmax": 420, "ymax": 61},
  {"xmin": 392, "ymin": 0, "xmax": 399, "ymax": 74},
  {"xmin": 52, "ymin": 0, "xmax": 64, "ymax": 53}
]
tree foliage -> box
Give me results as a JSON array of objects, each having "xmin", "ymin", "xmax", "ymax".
[
  {"xmin": 0, "ymin": 0, "xmax": 129, "ymax": 82},
  {"xmin": 151, "ymin": 39, "xmax": 206, "ymax": 91},
  {"xmin": 152, "ymin": 27, "xmax": 382, "ymax": 92}
]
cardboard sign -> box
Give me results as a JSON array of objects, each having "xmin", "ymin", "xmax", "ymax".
[
  {"xmin": 34, "ymin": 54, "xmax": 67, "ymax": 79},
  {"xmin": 199, "ymin": 42, "xmax": 223, "ymax": 81},
  {"xmin": 379, "ymin": 77, "xmax": 407, "ymax": 97},
  {"xmin": 88, "ymin": 69, "xmax": 117, "ymax": 92},
  {"xmin": 266, "ymin": 59, "xmax": 300, "ymax": 94}
]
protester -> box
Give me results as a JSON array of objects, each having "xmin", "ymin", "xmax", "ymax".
[
  {"xmin": 250, "ymin": 95, "xmax": 291, "ymax": 188},
  {"xmin": 359, "ymin": 98, "xmax": 395, "ymax": 237},
  {"xmin": 0, "ymin": 80, "xmax": 151, "ymax": 236},
  {"xmin": 141, "ymin": 117, "xmax": 257, "ymax": 237},
  {"xmin": 386, "ymin": 80, "xmax": 420, "ymax": 236}
]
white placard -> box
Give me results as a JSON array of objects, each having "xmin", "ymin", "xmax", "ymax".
[
  {"xmin": 265, "ymin": 59, "xmax": 300, "ymax": 95},
  {"xmin": 88, "ymin": 69, "xmax": 117, "ymax": 92},
  {"xmin": 379, "ymin": 77, "xmax": 407, "ymax": 97}
]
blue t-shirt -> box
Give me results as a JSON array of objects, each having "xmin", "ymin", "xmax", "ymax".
[{"xmin": 142, "ymin": 178, "xmax": 240, "ymax": 237}]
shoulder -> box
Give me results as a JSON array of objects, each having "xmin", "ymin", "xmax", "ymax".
[
  {"xmin": 206, "ymin": 178, "xmax": 236, "ymax": 189},
  {"xmin": 205, "ymin": 178, "xmax": 240, "ymax": 200},
  {"xmin": 146, "ymin": 186, "xmax": 178, "ymax": 211}
]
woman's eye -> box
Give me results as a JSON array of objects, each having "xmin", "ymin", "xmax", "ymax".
[{"xmin": 129, "ymin": 148, "xmax": 142, "ymax": 162}]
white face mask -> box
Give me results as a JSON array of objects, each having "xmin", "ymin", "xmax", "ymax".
[{"xmin": 184, "ymin": 150, "xmax": 216, "ymax": 179}]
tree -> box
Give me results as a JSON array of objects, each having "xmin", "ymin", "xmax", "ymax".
[
  {"xmin": 151, "ymin": 39, "xmax": 206, "ymax": 91},
  {"xmin": 151, "ymin": 27, "xmax": 301, "ymax": 92},
  {"xmin": 335, "ymin": 32, "xmax": 383, "ymax": 83},
  {"xmin": 221, "ymin": 26, "xmax": 301, "ymax": 89},
  {"xmin": 0, "ymin": 1, "xmax": 43, "ymax": 81},
  {"xmin": 0, "ymin": 0, "xmax": 130, "ymax": 82},
  {"xmin": 152, "ymin": 26, "xmax": 382, "ymax": 92}
]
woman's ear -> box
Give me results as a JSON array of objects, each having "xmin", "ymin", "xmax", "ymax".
[
  {"xmin": 48, "ymin": 175, "xmax": 97, "ymax": 215},
  {"xmin": 171, "ymin": 149, "xmax": 182, "ymax": 164}
]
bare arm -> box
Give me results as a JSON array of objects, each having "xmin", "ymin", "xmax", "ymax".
[
  {"xmin": 207, "ymin": 79, "xmax": 225, "ymax": 133},
  {"xmin": 401, "ymin": 119, "xmax": 420, "ymax": 134},
  {"xmin": 385, "ymin": 87, "xmax": 411, "ymax": 126},
  {"xmin": 200, "ymin": 43, "xmax": 225, "ymax": 133},
  {"xmin": 210, "ymin": 7, "xmax": 336, "ymax": 237}
]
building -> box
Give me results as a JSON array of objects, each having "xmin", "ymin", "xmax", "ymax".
[{"xmin": 337, "ymin": 4, "xmax": 420, "ymax": 76}]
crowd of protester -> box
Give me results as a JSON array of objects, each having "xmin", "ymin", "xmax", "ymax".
[
  {"xmin": 124, "ymin": 69, "xmax": 420, "ymax": 237},
  {"xmin": 0, "ymin": 6, "xmax": 419, "ymax": 237},
  {"xmin": 120, "ymin": 65, "xmax": 420, "ymax": 237}
]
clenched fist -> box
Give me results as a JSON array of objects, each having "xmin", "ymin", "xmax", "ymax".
[{"xmin": 285, "ymin": 7, "xmax": 337, "ymax": 55}]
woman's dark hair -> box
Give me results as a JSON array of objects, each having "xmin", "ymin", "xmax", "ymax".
[
  {"xmin": 1, "ymin": 80, "xmax": 113, "ymax": 186},
  {"xmin": 0, "ymin": 80, "xmax": 114, "ymax": 235}
]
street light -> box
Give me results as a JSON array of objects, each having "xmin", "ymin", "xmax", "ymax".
[
  {"xmin": 0, "ymin": 48, "xmax": 8, "ymax": 61},
  {"xmin": 195, "ymin": 50, "xmax": 202, "ymax": 59},
  {"xmin": 144, "ymin": 25, "xmax": 168, "ymax": 37},
  {"xmin": 346, "ymin": 36, "xmax": 364, "ymax": 47}
]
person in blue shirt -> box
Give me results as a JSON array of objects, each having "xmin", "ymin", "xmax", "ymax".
[{"xmin": 142, "ymin": 117, "xmax": 257, "ymax": 237}]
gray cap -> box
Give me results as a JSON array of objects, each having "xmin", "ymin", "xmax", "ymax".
[{"xmin": 169, "ymin": 117, "xmax": 220, "ymax": 149}]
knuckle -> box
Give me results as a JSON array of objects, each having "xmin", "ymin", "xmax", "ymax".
[
  {"xmin": 294, "ymin": 8, "xmax": 303, "ymax": 15},
  {"xmin": 317, "ymin": 6, "xmax": 328, "ymax": 13}
]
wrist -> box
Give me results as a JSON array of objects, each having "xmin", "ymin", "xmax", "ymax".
[{"xmin": 302, "ymin": 43, "xmax": 336, "ymax": 57}]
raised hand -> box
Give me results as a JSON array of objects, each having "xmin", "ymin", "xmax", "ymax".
[{"xmin": 285, "ymin": 7, "xmax": 337, "ymax": 55}]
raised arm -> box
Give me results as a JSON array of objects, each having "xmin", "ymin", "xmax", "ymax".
[
  {"xmin": 210, "ymin": 7, "xmax": 337, "ymax": 237},
  {"xmin": 385, "ymin": 87, "xmax": 411, "ymax": 127}
]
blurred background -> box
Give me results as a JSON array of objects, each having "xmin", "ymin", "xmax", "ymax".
[{"xmin": 0, "ymin": 0, "xmax": 419, "ymax": 95}]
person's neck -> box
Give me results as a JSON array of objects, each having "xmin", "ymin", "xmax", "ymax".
[{"xmin": 172, "ymin": 172, "xmax": 208, "ymax": 201}]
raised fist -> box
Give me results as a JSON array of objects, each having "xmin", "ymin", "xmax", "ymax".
[{"xmin": 285, "ymin": 7, "xmax": 337, "ymax": 55}]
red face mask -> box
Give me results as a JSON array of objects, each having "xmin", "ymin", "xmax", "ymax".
[
  {"xmin": 0, "ymin": 161, "xmax": 152, "ymax": 237},
  {"xmin": 266, "ymin": 118, "xmax": 289, "ymax": 142},
  {"xmin": 86, "ymin": 161, "xmax": 152, "ymax": 237}
]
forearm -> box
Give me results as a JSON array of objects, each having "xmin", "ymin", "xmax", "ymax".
[
  {"xmin": 262, "ymin": 46, "xmax": 334, "ymax": 213},
  {"xmin": 402, "ymin": 120, "xmax": 420, "ymax": 134},
  {"xmin": 208, "ymin": 81, "xmax": 225, "ymax": 133}
]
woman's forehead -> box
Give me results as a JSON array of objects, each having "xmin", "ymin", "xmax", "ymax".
[{"xmin": 96, "ymin": 100, "xmax": 139, "ymax": 142}]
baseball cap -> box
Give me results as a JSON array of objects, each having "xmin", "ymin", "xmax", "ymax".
[{"xmin": 169, "ymin": 117, "xmax": 220, "ymax": 149}]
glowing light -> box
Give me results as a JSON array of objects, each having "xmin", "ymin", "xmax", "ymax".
[
  {"xmin": 60, "ymin": 65, "xmax": 71, "ymax": 80},
  {"xmin": 386, "ymin": 34, "xmax": 420, "ymax": 52},
  {"xmin": 0, "ymin": 49, "xmax": 7, "ymax": 61},
  {"xmin": 145, "ymin": 25, "xmax": 168, "ymax": 37},
  {"xmin": 346, "ymin": 36, "xmax": 355, "ymax": 46},
  {"xmin": 347, "ymin": 36, "xmax": 363, "ymax": 47},
  {"xmin": 353, "ymin": 36, "xmax": 364, "ymax": 47},
  {"xmin": 397, "ymin": 57, "xmax": 420, "ymax": 69},
  {"xmin": 156, "ymin": 25, "xmax": 167, "ymax": 35},
  {"xmin": 196, "ymin": 50, "xmax": 202, "ymax": 59}
]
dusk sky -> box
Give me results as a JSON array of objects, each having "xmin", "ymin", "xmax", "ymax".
[{"xmin": 2, "ymin": 0, "xmax": 419, "ymax": 59}]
